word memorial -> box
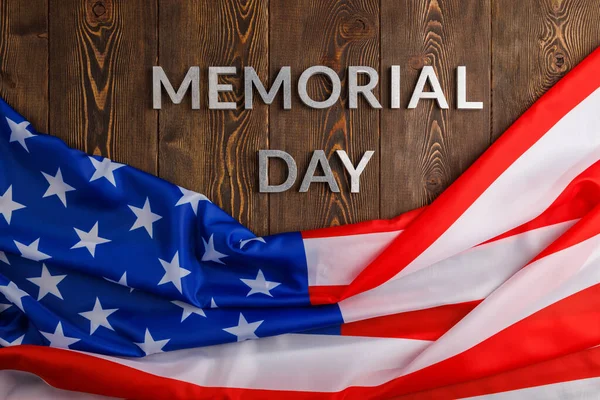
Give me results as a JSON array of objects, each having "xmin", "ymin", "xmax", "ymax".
[{"xmin": 153, "ymin": 65, "xmax": 483, "ymax": 110}]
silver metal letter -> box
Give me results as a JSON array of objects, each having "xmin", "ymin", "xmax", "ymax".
[
  {"xmin": 336, "ymin": 150, "xmax": 374, "ymax": 193},
  {"xmin": 245, "ymin": 67, "xmax": 291, "ymax": 109},
  {"xmin": 348, "ymin": 66, "xmax": 382, "ymax": 109},
  {"xmin": 153, "ymin": 66, "xmax": 200, "ymax": 110},
  {"xmin": 391, "ymin": 66, "xmax": 401, "ymax": 109},
  {"xmin": 209, "ymin": 67, "xmax": 237, "ymax": 110},
  {"xmin": 457, "ymin": 66, "xmax": 483, "ymax": 109},
  {"xmin": 298, "ymin": 66, "xmax": 342, "ymax": 109},
  {"xmin": 299, "ymin": 150, "xmax": 340, "ymax": 193},
  {"xmin": 259, "ymin": 150, "xmax": 297, "ymax": 193},
  {"xmin": 408, "ymin": 66, "xmax": 449, "ymax": 109}
]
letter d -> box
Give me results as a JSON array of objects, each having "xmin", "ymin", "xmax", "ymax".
[{"xmin": 259, "ymin": 150, "xmax": 297, "ymax": 193}]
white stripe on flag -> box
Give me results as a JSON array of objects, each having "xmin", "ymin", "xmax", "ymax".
[
  {"xmin": 304, "ymin": 230, "xmax": 401, "ymax": 286},
  {"xmin": 339, "ymin": 220, "xmax": 575, "ymax": 323},
  {"xmin": 0, "ymin": 370, "xmax": 115, "ymax": 400},
  {"xmin": 395, "ymin": 87, "xmax": 600, "ymax": 280},
  {"xmin": 88, "ymin": 333, "xmax": 430, "ymax": 392},
  {"xmin": 404, "ymin": 230, "xmax": 600, "ymax": 375},
  {"xmin": 461, "ymin": 377, "xmax": 600, "ymax": 400}
]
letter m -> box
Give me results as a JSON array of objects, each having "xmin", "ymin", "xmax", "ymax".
[{"xmin": 153, "ymin": 66, "xmax": 200, "ymax": 109}]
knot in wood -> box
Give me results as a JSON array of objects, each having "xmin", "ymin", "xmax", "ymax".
[
  {"xmin": 408, "ymin": 55, "xmax": 426, "ymax": 70},
  {"xmin": 86, "ymin": 0, "xmax": 111, "ymax": 25},
  {"xmin": 554, "ymin": 52, "xmax": 565, "ymax": 69},
  {"xmin": 551, "ymin": 1, "xmax": 562, "ymax": 13},
  {"xmin": 92, "ymin": 1, "xmax": 106, "ymax": 17},
  {"xmin": 424, "ymin": 175, "xmax": 443, "ymax": 190},
  {"xmin": 340, "ymin": 15, "xmax": 374, "ymax": 40}
]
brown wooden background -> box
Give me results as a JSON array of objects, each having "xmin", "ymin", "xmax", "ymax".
[{"xmin": 1, "ymin": 0, "xmax": 599, "ymax": 236}]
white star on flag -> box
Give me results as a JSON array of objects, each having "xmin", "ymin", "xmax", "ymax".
[
  {"xmin": 175, "ymin": 186, "xmax": 209, "ymax": 215},
  {"xmin": 128, "ymin": 198, "xmax": 162, "ymax": 238},
  {"xmin": 6, "ymin": 117, "xmax": 36, "ymax": 152},
  {"xmin": 14, "ymin": 238, "xmax": 51, "ymax": 262},
  {"xmin": 210, "ymin": 297, "xmax": 218, "ymax": 308},
  {"xmin": 158, "ymin": 252, "xmax": 191, "ymax": 294},
  {"xmin": 172, "ymin": 300, "xmax": 206, "ymax": 322},
  {"xmin": 134, "ymin": 328, "xmax": 170, "ymax": 356},
  {"xmin": 0, "ymin": 281, "xmax": 28, "ymax": 311},
  {"xmin": 105, "ymin": 272, "xmax": 134, "ymax": 293},
  {"xmin": 239, "ymin": 237, "xmax": 267, "ymax": 249},
  {"xmin": 0, "ymin": 334, "xmax": 24, "ymax": 347},
  {"xmin": 0, "ymin": 303, "xmax": 11, "ymax": 313},
  {"xmin": 88, "ymin": 157, "xmax": 124, "ymax": 187},
  {"xmin": 0, "ymin": 185, "xmax": 26, "ymax": 224},
  {"xmin": 40, "ymin": 322, "xmax": 80, "ymax": 349},
  {"xmin": 201, "ymin": 234, "xmax": 228, "ymax": 264},
  {"xmin": 79, "ymin": 298, "xmax": 118, "ymax": 335},
  {"xmin": 0, "ymin": 251, "xmax": 9, "ymax": 265},
  {"xmin": 241, "ymin": 270, "xmax": 281, "ymax": 297},
  {"xmin": 223, "ymin": 313, "xmax": 264, "ymax": 342},
  {"xmin": 42, "ymin": 168, "xmax": 75, "ymax": 207},
  {"xmin": 71, "ymin": 222, "xmax": 111, "ymax": 257},
  {"xmin": 27, "ymin": 264, "xmax": 66, "ymax": 301}
]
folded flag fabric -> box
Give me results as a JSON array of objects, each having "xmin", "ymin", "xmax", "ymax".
[{"xmin": 0, "ymin": 45, "xmax": 600, "ymax": 399}]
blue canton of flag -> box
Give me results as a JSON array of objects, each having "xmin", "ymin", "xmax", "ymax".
[{"xmin": 0, "ymin": 98, "xmax": 343, "ymax": 357}]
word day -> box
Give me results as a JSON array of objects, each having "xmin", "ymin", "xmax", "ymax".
[{"xmin": 259, "ymin": 150, "xmax": 375, "ymax": 193}]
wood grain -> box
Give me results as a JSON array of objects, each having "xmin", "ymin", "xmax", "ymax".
[
  {"xmin": 0, "ymin": 0, "xmax": 48, "ymax": 131},
  {"xmin": 492, "ymin": 0, "xmax": 600, "ymax": 140},
  {"xmin": 158, "ymin": 0, "xmax": 269, "ymax": 236},
  {"xmin": 269, "ymin": 0, "xmax": 380, "ymax": 233},
  {"xmin": 3, "ymin": 1, "xmax": 600, "ymax": 235},
  {"xmin": 48, "ymin": 0, "xmax": 157, "ymax": 174},
  {"xmin": 380, "ymin": 0, "xmax": 491, "ymax": 218}
]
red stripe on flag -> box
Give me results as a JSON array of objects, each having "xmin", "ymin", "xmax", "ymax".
[
  {"xmin": 340, "ymin": 301, "xmax": 479, "ymax": 341},
  {"xmin": 308, "ymin": 156, "xmax": 599, "ymax": 305},
  {"xmin": 377, "ymin": 281, "xmax": 600, "ymax": 399},
  {"xmin": 342, "ymin": 46, "xmax": 600, "ymax": 299},
  {"xmin": 483, "ymin": 159, "xmax": 600, "ymax": 246},
  {"xmin": 6, "ymin": 274, "xmax": 600, "ymax": 400},
  {"xmin": 309, "ymin": 285, "xmax": 347, "ymax": 305},
  {"xmin": 529, "ymin": 203, "xmax": 600, "ymax": 265},
  {"xmin": 396, "ymin": 346, "xmax": 600, "ymax": 399},
  {"xmin": 363, "ymin": 210, "xmax": 600, "ymax": 397},
  {"xmin": 309, "ymin": 157, "xmax": 600, "ymax": 305},
  {"xmin": 0, "ymin": 346, "xmax": 310, "ymax": 400},
  {"xmin": 6, "ymin": 330, "xmax": 600, "ymax": 400}
]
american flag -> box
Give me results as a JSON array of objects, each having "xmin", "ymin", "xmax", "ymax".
[{"xmin": 1, "ymin": 46, "xmax": 600, "ymax": 399}]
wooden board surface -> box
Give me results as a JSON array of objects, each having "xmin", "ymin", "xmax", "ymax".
[
  {"xmin": 269, "ymin": 0, "xmax": 380, "ymax": 232},
  {"xmin": 48, "ymin": 0, "xmax": 157, "ymax": 174},
  {"xmin": 159, "ymin": 0, "xmax": 270, "ymax": 235},
  {"xmin": 380, "ymin": 0, "xmax": 491, "ymax": 219},
  {"xmin": 492, "ymin": 0, "xmax": 600, "ymax": 140},
  {"xmin": 0, "ymin": 0, "xmax": 47, "ymax": 131},
  {"xmin": 1, "ymin": 0, "xmax": 600, "ymax": 235}
]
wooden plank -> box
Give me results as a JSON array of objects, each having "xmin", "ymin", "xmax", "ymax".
[
  {"xmin": 158, "ymin": 1, "xmax": 269, "ymax": 236},
  {"xmin": 269, "ymin": 0, "xmax": 380, "ymax": 233},
  {"xmin": 380, "ymin": 0, "xmax": 491, "ymax": 218},
  {"xmin": 492, "ymin": 0, "xmax": 600, "ymax": 140},
  {"xmin": 0, "ymin": 0, "xmax": 48, "ymax": 131},
  {"xmin": 48, "ymin": 0, "xmax": 157, "ymax": 174}
]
